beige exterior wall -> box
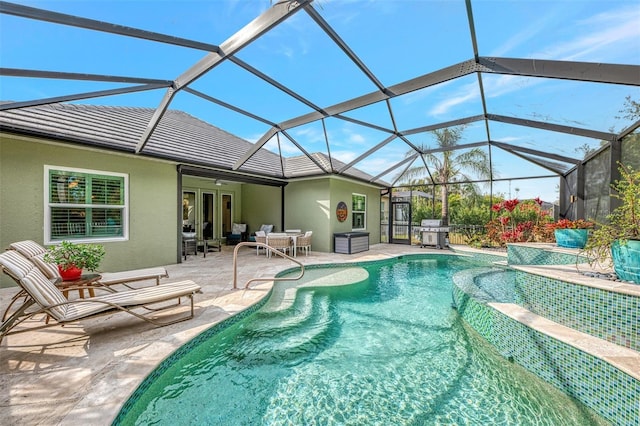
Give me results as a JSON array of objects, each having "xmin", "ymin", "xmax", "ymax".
[
  {"xmin": 1, "ymin": 134, "xmax": 385, "ymax": 287},
  {"xmin": 1, "ymin": 134, "xmax": 178, "ymax": 287},
  {"xmin": 285, "ymin": 177, "xmax": 381, "ymax": 253},
  {"xmin": 285, "ymin": 179, "xmax": 331, "ymax": 252},
  {"xmin": 329, "ymin": 178, "xmax": 381, "ymax": 249},
  {"xmin": 242, "ymin": 184, "xmax": 282, "ymax": 234}
]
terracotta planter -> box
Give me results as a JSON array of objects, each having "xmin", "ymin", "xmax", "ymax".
[
  {"xmin": 58, "ymin": 265, "xmax": 83, "ymax": 281},
  {"xmin": 554, "ymin": 229, "xmax": 588, "ymax": 249},
  {"xmin": 611, "ymin": 239, "xmax": 640, "ymax": 284}
]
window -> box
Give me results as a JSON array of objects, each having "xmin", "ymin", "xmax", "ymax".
[
  {"xmin": 352, "ymin": 193, "xmax": 366, "ymax": 230},
  {"xmin": 45, "ymin": 166, "xmax": 128, "ymax": 243}
]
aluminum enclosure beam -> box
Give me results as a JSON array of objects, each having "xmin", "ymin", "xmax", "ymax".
[
  {"xmin": 304, "ymin": 4, "xmax": 387, "ymax": 93},
  {"xmin": 280, "ymin": 129, "xmax": 331, "ymax": 174},
  {"xmin": 174, "ymin": 0, "xmax": 311, "ymax": 91},
  {"xmin": 276, "ymin": 59, "xmax": 479, "ymax": 132},
  {"xmin": 490, "ymin": 141, "xmax": 581, "ymax": 165},
  {"xmin": 0, "ymin": 68, "xmax": 172, "ymax": 86},
  {"xmin": 372, "ymin": 153, "xmax": 419, "ymax": 182},
  {"xmin": 183, "ymin": 87, "xmax": 276, "ymax": 127},
  {"xmin": 136, "ymin": 0, "xmax": 312, "ymax": 153},
  {"xmin": 403, "ymin": 115, "xmax": 485, "ymax": 136},
  {"xmin": 479, "ymin": 57, "xmax": 640, "ymax": 86},
  {"xmin": 233, "ymin": 127, "xmax": 280, "ymax": 170},
  {"xmin": 337, "ymin": 135, "xmax": 397, "ymax": 174},
  {"xmin": 487, "ymin": 114, "xmax": 616, "ymax": 141},
  {"xmin": 0, "ymin": 1, "xmax": 220, "ymax": 52},
  {"xmin": 0, "ymin": 83, "xmax": 169, "ymax": 111}
]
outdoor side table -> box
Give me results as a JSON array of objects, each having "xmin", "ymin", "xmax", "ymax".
[
  {"xmin": 55, "ymin": 273, "xmax": 102, "ymax": 299},
  {"xmin": 199, "ymin": 239, "xmax": 221, "ymax": 257}
]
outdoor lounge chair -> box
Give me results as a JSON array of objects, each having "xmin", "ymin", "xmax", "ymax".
[
  {"xmin": 0, "ymin": 250, "xmax": 201, "ymax": 343},
  {"xmin": 9, "ymin": 240, "xmax": 169, "ymax": 287},
  {"xmin": 226, "ymin": 223, "xmax": 248, "ymax": 245}
]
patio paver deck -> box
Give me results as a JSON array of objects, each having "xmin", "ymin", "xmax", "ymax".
[
  {"xmin": 1, "ymin": 243, "xmax": 633, "ymax": 425},
  {"xmin": 0, "ymin": 243, "xmax": 431, "ymax": 425}
]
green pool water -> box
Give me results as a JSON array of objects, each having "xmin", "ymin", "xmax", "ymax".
[{"xmin": 115, "ymin": 255, "xmax": 608, "ymax": 425}]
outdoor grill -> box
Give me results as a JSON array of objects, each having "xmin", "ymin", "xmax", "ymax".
[{"xmin": 418, "ymin": 219, "xmax": 449, "ymax": 249}]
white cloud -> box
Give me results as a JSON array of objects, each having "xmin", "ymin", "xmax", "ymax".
[
  {"xmin": 428, "ymin": 82, "xmax": 480, "ymax": 116},
  {"xmin": 330, "ymin": 149, "xmax": 358, "ymax": 163},
  {"xmin": 263, "ymin": 135, "xmax": 301, "ymax": 156},
  {"xmin": 348, "ymin": 132, "xmax": 366, "ymax": 144},
  {"xmin": 292, "ymin": 126, "xmax": 326, "ymax": 144},
  {"xmin": 428, "ymin": 4, "xmax": 639, "ymax": 116},
  {"xmin": 540, "ymin": 19, "xmax": 639, "ymax": 62}
]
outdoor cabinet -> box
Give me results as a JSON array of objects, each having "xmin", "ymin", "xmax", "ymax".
[{"xmin": 334, "ymin": 232, "xmax": 369, "ymax": 254}]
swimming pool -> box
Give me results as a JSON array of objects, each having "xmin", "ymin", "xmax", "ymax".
[{"xmin": 115, "ymin": 255, "xmax": 607, "ymax": 425}]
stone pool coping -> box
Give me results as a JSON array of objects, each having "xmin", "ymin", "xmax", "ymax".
[{"xmin": 490, "ymin": 302, "xmax": 640, "ymax": 381}]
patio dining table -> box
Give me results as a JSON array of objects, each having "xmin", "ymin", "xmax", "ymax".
[{"xmin": 266, "ymin": 232, "xmax": 304, "ymax": 257}]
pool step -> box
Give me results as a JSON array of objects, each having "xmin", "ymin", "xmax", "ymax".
[
  {"xmin": 230, "ymin": 294, "xmax": 332, "ymax": 364},
  {"xmin": 452, "ymin": 267, "xmax": 514, "ymax": 304},
  {"xmin": 246, "ymin": 291, "xmax": 315, "ymax": 333}
]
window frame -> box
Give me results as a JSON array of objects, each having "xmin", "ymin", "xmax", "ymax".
[
  {"xmin": 44, "ymin": 165, "xmax": 129, "ymax": 244},
  {"xmin": 352, "ymin": 193, "xmax": 367, "ymax": 231}
]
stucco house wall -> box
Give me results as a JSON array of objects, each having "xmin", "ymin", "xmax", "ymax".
[
  {"xmin": 1, "ymin": 134, "xmax": 178, "ymax": 287},
  {"xmin": 1, "ymin": 132, "xmax": 386, "ymax": 288},
  {"xmin": 241, "ymin": 184, "xmax": 282, "ymax": 234},
  {"xmin": 285, "ymin": 179, "xmax": 331, "ymax": 252},
  {"xmin": 285, "ymin": 178, "xmax": 381, "ymax": 253},
  {"xmin": 329, "ymin": 178, "xmax": 381, "ymax": 249}
]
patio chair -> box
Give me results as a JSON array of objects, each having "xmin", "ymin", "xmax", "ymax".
[
  {"xmin": 9, "ymin": 240, "xmax": 169, "ymax": 287},
  {"xmin": 296, "ymin": 231, "xmax": 313, "ymax": 256},
  {"xmin": 265, "ymin": 233, "xmax": 292, "ymax": 258},
  {"xmin": 0, "ymin": 250, "xmax": 201, "ymax": 343},
  {"xmin": 254, "ymin": 230, "xmax": 267, "ymax": 255},
  {"xmin": 226, "ymin": 223, "xmax": 247, "ymax": 245}
]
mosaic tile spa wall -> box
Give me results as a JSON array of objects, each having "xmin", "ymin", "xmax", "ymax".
[{"xmin": 453, "ymin": 272, "xmax": 639, "ymax": 426}]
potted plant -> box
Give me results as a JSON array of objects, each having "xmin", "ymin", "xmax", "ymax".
[
  {"xmin": 44, "ymin": 240, "xmax": 105, "ymax": 281},
  {"xmin": 584, "ymin": 163, "xmax": 640, "ymax": 283},
  {"xmin": 546, "ymin": 218, "xmax": 594, "ymax": 249}
]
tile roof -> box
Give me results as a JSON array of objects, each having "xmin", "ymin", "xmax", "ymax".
[{"xmin": 0, "ymin": 103, "xmax": 387, "ymax": 186}]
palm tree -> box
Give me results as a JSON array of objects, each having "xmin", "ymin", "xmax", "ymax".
[{"xmin": 399, "ymin": 126, "xmax": 492, "ymax": 225}]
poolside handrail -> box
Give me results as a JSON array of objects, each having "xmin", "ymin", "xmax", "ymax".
[{"xmin": 232, "ymin": 241, "xmax": 305, "ymax": 289}]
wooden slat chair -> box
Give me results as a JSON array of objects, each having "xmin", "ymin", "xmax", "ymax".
[{"xmin": 0, "ymin": 250, "xmax": 200, "ymax": 344}]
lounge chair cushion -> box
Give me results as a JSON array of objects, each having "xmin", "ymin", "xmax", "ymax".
[
  {"xmin": 0, "ymin": 251, "xmax": 68, "ymax": 319},
  {"xmin": 10, "ymin": 240, "xmax": 62, "ymax": 279},
  {"xmin": 98, "ymin": 267, "xmax": 168, "ymax": 286},
  {"xmin": 259, "ymin": 224, "xmax": 273, "ymax": 234},
  {"xmin": 20, "ymin": 268, "xmax": 69, "ymax": 320},
  {"xmin": 61, "ymin": 280, "xmax": 201, "ymax": 322},
  {"xmin": 0, "ymin": 250, "xmax": 35, "ymax": 281},
  {"xmin": 31, "ymin": 253, "xmax": 62, "ymax": 279},
  {"xmin": 10, "ymin": 240, "xmax": 47, "ymax": 258},
  {"xmin": 231, "ymin": 223, "xmax": 246, "ymax": 234}
]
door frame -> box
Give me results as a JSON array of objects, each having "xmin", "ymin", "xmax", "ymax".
[{"xmin": 390, "ymin": 200, "xmax": 412, "ymax": 245}]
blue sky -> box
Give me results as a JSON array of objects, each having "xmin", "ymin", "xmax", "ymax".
[{"xmin": 1, "ymin": 0, "xmax": 639, "ymax": 203}]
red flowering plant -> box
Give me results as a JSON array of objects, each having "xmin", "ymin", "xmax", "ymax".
[
  {"xmin": 545, "ymin": 218, "xmax": 594, "ymax": 230},
  {"xmin": 485, "ymin": 197, "xmax": 554, "ymax": 246}
]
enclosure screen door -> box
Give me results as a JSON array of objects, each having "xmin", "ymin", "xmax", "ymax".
[{"xmin": 390, "ymin": 201, "xmax": 411, "ymax": 244}]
